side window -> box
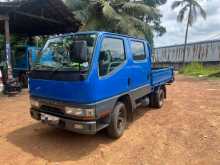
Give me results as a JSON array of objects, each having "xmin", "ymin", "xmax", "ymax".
[
  {"xmin": 131, "ymin": 41, "xmax": 146, "ymax": 61},
  {"xmin": 99, "ymin": 37, "xmax": 125, "ymax": 76}
]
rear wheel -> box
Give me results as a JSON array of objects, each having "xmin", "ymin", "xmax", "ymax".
[
  {"xmin": 150, "ymin": 87, "xmax": 165, "ymax": 108},
  {"xmin": 107, "ymin": 102, "xmax": 127, "ymax": 139}
]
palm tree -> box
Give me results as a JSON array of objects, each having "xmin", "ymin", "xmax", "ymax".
[
  {"xmin": 171, "ymin": 0, "xmax": 206, "ymax": 66},
  {"xmin": 65, "ymin": 0, "xmax": 167, "ymax": 46}
]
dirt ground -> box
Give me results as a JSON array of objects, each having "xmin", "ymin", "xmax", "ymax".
[{"xmin": 0, "ymin": 75, "xmax": 220, "ymax": 165}]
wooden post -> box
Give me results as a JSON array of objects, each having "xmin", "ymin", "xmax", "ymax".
[
  {"xmin": 4, "ymin": 16, "xmax": 13, "ymax": 80},
  {"xmin": 1, "ymin": 15, "xmax": 21, "ymax": 94}
]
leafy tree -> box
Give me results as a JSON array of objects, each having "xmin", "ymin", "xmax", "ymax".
[
  {"xmin": 172, "ymin": 0, "xmax": 206, "ymax": 65},
  {"xmin": 144, "ymin": 0, "xmax": 167, "ymax": 7},
  {"xmin": 64, "ymin": 0, "xmax": 167, "ymax": 46}
]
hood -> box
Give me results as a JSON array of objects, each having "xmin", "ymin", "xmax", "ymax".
[{"xmin": 29, "ymin": 78, "xmax": 94, "ymax": 104}]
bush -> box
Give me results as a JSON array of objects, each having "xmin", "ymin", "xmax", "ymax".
[
  {"xmin": 179, "ymin": 62, "xmax": 203, "ymax": 75},
  {"xmin": 180, "ymin": 62, "xmax": 220, "ymax": 77}
]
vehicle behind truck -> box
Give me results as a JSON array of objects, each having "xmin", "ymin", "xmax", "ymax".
[
  {"xmin": 13, "ymin": 45, "xmax": 40, "ymax": 87},
  {"xmin": 29, "ymin": 31, "xmax": 174, "ymax": 138}
]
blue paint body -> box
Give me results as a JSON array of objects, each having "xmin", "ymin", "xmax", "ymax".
[
  {"xmin": 13, "ymin": 46, "xmax": 40, "ymax": 77},
  {"xmin": 29, "ymin": 32, "xmax": 174, "ymax": 105}
]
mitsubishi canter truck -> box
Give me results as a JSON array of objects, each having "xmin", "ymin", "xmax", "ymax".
[{"xmin": 29, "ymin": 32, "xmax": 174, "ymax": 138}]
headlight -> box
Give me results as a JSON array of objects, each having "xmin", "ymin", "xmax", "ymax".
[
  {"xmin": 64, "ymin": 107, "xmax": 95, "ymax": 119},
  {"xmin": 30, "ymin": 99, "xmax": 40, "ymax": 108}
]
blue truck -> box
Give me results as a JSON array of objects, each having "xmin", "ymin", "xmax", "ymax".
[
  {"xmin": 13, "ymin": 45, "xmax": 40, "ymax": 87},
  {"xmin": 29, "ymin": 31, "xmax": 174, "ymax": 138}
]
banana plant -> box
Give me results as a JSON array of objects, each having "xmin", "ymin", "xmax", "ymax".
[{"xmin": 64, "ymin": 0, "xmax": 167, "ymax": 46}]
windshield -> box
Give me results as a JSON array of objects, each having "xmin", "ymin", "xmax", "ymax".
[{"xmin": 32, "ymin": 33, "xmax": 97, "ymax": 72}]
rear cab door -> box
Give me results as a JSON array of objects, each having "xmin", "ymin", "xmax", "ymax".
[{"xmin": 128, "ymin": 39, "xmax": 152, "ymax": 100}]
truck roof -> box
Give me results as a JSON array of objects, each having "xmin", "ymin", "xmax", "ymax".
[{"xmin": 49, "ymin": 31, "xmax": 147, "ymax": 42}]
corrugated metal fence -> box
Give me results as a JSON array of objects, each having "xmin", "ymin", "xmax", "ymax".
[{"xmin": 153, "ymin": 40, "xmax": 220, "ymax": 68}]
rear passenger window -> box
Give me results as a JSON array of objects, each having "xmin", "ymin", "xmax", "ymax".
[
  {"xmin": 131, "ymin": 41, "xmax": 146, "ymax": 61},
  {"xmin": 99, "ymin": 38, "xmax": 125, "ymax": 76}
]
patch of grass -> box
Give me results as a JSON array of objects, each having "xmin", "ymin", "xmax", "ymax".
[{"xmin": 180, "ymin": 62, "xmax": 220, "ymax": 78}]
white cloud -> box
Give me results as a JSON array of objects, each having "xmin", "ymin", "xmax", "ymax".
[{"xmin": 154, "ymin": 0, "xmax": 220, "ymax": 47}]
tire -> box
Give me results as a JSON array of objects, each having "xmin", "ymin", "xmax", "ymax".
[
  {"xmin": 107, "ymin": 102, "xmax": 127, "ymax": 139},
  {"xmin": 19, "ymin": 73, "xmax": 28, "ymax": 88},
  {"xmin": 150, "ymin": 87, "xmax": 165, "ymax": 108}
]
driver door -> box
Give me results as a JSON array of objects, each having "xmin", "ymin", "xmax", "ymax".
[{"xmin": 95, "ymin": 36, "xmax": 129, "ymax": 100}]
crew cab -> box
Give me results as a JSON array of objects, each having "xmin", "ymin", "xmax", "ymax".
[{"xmin": 29, "ymin": 31, "xmax": 174, "ymax": 138}]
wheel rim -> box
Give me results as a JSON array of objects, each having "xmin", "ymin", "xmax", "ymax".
[
  {"xmin": 117, "ymin": 108, "xmax": 126, "ymax": 132},
  {"xmin": 159, "ymin": 90, "xmax": 164, "ymax": 106}
]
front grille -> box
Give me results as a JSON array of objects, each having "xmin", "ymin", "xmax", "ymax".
[{"xmin": 40, "ymin": 105, "xmax": 64, "ymax": 115}]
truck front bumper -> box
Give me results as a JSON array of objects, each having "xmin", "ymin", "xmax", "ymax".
[{"xmin": 30, "ymin": 109, "xmax": 98, "ymax": 134}]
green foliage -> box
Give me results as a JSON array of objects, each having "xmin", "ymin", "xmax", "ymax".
[
  {"xmin": 0, "ymin": 35, "xmax": 3, "ymax": 47},
  {"xmin": 35, "ymin": 36, "xmax": 48, "ymax": 48},
  {"xmin": 64, "ymin": 0, "xmax": 167, "ymax": 46},
  {"xmin": 180, "ymin": 62, "xmax": 220, "ymax": 77},
  {"xmin": 0, "ymin": 35, "xmax": 4, "ymax": 64},
  {"xmin": 144, "ymin": 0, "xmax": 167, "ymax": 7}
]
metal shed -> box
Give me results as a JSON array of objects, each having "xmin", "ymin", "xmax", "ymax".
[
  {"xmin": 0, "ymin": 0, "xmax": 81, "ymax": 93},
  {"xmin": 153, "ymin": 40, "xmax": 220, "ymax": 69},
  {"xmin": 0, "ymin": 0, "xmax": 81, "ymax": 35}
]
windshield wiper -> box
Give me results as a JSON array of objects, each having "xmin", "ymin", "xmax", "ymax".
[
  {"xmin": 49, "ymin": 65, "xmax": 70, "ymax": 79},
  {"xmin": 32, "ymin": 64, "xmax": 55, "ymax": 71}
]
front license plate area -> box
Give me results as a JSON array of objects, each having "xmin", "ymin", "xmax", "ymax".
[{"xmin": 41, "ymin": 113, "xmax": 60, "ymax": 125}]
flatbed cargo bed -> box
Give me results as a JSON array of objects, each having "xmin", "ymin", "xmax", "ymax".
[{"xmin": 152, "ymin": 67, "xmax": 174, "ymax": 87}]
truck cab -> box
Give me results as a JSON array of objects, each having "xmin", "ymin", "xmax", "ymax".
[{"xmin": 29, "ymin": 32, "xmax": 174, "ymax": 138}]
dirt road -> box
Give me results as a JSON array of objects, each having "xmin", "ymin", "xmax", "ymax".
[{"xmin": 0, "ymin": 75, "xmax": 220, "ymax": 165}]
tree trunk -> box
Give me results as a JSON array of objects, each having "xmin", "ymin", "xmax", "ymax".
[{"xmin": 183, "ymin": 4, "xmax": 192, "ymax": 67}]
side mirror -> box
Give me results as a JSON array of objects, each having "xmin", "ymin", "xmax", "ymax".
[
  {"xmin": 29, "ymin": 48, "xmax": 42, "ymax": 70},
  {"xmin": 70, "ymin": 41, "xmax": 88, "ymax": 63}
]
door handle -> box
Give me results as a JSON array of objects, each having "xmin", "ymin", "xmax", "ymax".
[{"xmin": 128, "ymin": 78, "xmax": 131, "ymax": 86}]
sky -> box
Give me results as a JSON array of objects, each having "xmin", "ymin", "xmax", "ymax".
[{"xmin": 154, "ymin": 0, "xmax": 220, "ymax": 48}]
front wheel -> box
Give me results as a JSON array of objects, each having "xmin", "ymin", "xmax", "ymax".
[{"xmin": 107, "ymin": 102, "xmax": 127, "ymax": 139}]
